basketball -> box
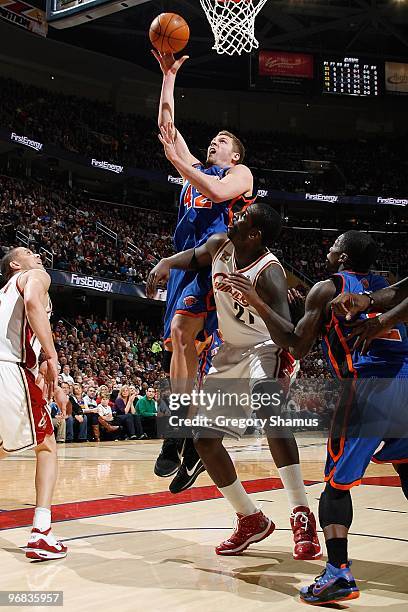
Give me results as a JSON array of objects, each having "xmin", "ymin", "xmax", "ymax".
[{"xmin": 149, "ymin": 13, "xmax": 190, "ymax": 55}]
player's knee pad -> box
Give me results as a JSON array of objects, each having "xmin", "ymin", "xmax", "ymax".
[
  {"xmin": 395, "ymin": 463, "xmax": 408, "ymax": 501},
  {"xmin": 319, "ymin": 482, "xmax": 353, "ymax": 529}
]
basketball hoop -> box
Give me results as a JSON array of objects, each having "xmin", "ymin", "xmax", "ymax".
[{"xmin": 200, "ymin": 0, "xmax": 268, "ymax": 56}]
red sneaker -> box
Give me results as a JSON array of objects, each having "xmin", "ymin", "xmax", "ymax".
[
  {"xmin": 290, "ymin": 505, "xmax": 322, "ymax": 560},
  {"xmin": 216, "ymin": 510, "xmax": 275, "ymax": 556},
  {"xmin": 25, "ymin": 528, "xmax": 67, "ymax": 561}
]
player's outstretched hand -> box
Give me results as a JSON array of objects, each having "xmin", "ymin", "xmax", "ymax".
[
  {"xmin": 151, "ymin": 50, "xmax": 189, "ymax": 76},
  {"xmin": 146, "ymin": 258, "xmax": 171, "ymax": 299},
  {"xmin": 158, "ymin": 122, "xmax": 178, "ymax": 163},
  {"xmin": 227, "ymin": 272, "xmax": 260, "ymax": 307},
  {"xmin": 330, "ymin": 292, "xmax": 371, "ymax": 320},
  {"xmin": 346, "ymin": 316, "xmax": 387, "ymax": 354}
]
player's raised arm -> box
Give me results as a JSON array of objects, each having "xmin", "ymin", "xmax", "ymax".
[
  {"xmin": 153, "ymin": 51, "xmax": 200, "ymax": 168},
  {"xmin": 159, "ymin": 123, "xmax": 252, "ymax": 201},
  {"xmin": 146, "ymin": 233, "xmax": 227, "ymax": 298}
]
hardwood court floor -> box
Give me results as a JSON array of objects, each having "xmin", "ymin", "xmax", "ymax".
[{"xmin": 0, "ymin": 435, "xmax": 407, "ymax": 611}]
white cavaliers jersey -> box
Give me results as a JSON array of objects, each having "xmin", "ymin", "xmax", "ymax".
[
  {"xmin": 212, "ymin": 239, "xmax": 286, "ymax": 347},
  {"xmin": 0, "ymin": 272, "xmax": 52, "ymax": 375}
]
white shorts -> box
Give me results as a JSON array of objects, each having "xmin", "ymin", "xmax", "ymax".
[
  {"xmin": 0, "ymin": 362, "xmax": 53, "ymax": 454},
  {"xmin": 196, "ymin": 340, "xmax": 298, "ymax": 439}
]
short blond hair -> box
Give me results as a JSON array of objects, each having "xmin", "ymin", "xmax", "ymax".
[{"xmin": 218, "ymin": 130, "xmax": 245, "ymax": 164}]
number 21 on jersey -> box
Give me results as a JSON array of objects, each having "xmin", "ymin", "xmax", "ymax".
[{"xmin": 184, "ymin": 184, "xmax": 212, "ymax": 209}]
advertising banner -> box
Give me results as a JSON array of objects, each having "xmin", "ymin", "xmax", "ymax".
[{"xmin": 259, "ymin": 51, "xmax": 314, "ymax": 78}]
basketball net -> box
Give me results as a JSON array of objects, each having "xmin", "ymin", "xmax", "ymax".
[{"xmin": 200, "ymin": 0, "xmax": 268, "ymax": 56}]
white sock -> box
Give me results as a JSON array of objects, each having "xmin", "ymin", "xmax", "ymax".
[
  {"xmin": 33, "ymin": 507, "xmax": 51, "ymax": 532},
  {"xmin": 219, "ymin": 479, "xmax": 258, "ymax": 516},
  {"xmin": 278, "ymin": 464, "xmax": 308, "ymax": 511}
]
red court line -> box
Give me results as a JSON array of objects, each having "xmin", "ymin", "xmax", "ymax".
[
  {"xmin": 0, "ymin": 477, "xmax": 316, "ymax": 531},
  {"xmin": 0, "ymin": 476, "xmax": 399, "ymax": 531},
  {"xmin": 361, "ymin": 476, "xmax": 400, "ymax": 487}
]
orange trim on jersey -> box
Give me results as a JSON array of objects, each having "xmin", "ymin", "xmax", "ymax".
[
  {"xmin": 327, "ymin": 380, "xmax": 355, "ymax": 463},
  {"xmin": 324, "ymin": 465, "xmax": 337, "ymax": 482},
  {"xmin": 329, "ymin": 477, "xmax": 362, "ymax": 490},
  {"xmin": 253, "ymin": 260, "xmax": 286, "ymax": 287},
  {"xmin": 323, "ymin": 336, "xmax": 342, "ymax": 379},
  {"xmin": 174, "ymin": 309, "xmax": 207, "ymax": 319},
  {"xmin": 334, "ymin": 322, "xmax": 357, "ymax": 379}
]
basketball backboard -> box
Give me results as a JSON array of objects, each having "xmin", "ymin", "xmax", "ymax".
[{"xmin": 46, "ymin": 0, "xmax": 151, "ymax": 28}]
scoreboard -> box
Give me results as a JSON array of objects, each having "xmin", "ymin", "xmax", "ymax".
[{"xmin": 323, "ymin": 57, "xmax": 379, "ymax": 96}]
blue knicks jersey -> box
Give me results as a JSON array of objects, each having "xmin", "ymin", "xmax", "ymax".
[
  {"xmin": 322, "ymin": 271, "xmax": 408, "ymax": 378},
  {"xmin": 173, "ymin": 164, "xmax": 256, "ymax": 252}
]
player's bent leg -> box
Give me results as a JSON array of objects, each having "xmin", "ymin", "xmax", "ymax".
[
  {"xmin": 194, "ymin": 433, "xmax": 275, "ymax": 555},
  {"xmin": 26, "ymin": 435, "xmax": 67, "ymax": 561},
  {"xmin": 170, "ymin": 313, "xmax": 204, "ymax": 396},
  {"xmin": 168, "ymin": 315, "xmax": 207, "ymax": 492},
  {"xmin": 300, "ymin": 483, "xmax": 358, "ymax": 605}
]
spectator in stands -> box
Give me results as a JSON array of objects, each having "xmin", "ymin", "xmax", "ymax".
[
  {"xmin": 136, "ymin": 387, "xmax": 157, "ymax": 439},
  {"xmin": 50, "ymin": 398, "xmax": 66, "ymax": 443},
  {"xmin": 61, "ymin": 364, "xmax": 75, "ymax": 385},
  {"xmin": 83, "ymin": 385, "xmax": 101, "ymax": 441},
  {"xmin": 97, "ymin": 393, "xmax": 120, "ymax": 438},
  {"xmin": 67, "ymin": 383, "xmax": 88, "ymax": 442},
  {"xmin": 113, "ymin": 384, "xmax": 143, "ymax": 440}
]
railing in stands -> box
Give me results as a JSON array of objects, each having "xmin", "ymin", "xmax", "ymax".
[
  {"xmin": 127, "ymin": 241, "xmax": 141, "ymax": 256},
  {"xmin": 96, "ymin": 221, "xmax": 117, "ymax": 245},
  {"xmin": 40, "ymin": 247, "xmax": 54, "ymax": 270},
  {"xmin": 281, "ymin": 258, "xmax": 314, "ymax": 287},
  {"xmin": 15, "ymin": 230, "xmax": 29, "ymax": 247}
]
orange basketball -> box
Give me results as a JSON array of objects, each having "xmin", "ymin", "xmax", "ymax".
[{"xmin": 149, "ymin": 13, "xmax": 190, "ymax": 55}]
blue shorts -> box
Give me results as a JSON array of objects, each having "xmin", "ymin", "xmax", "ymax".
[
  {"xmin": 325, "ymin": 367, "xmax": 408, "ymax": 489},
  {"xmin": 163, "ymin": 267, "xmax": 217, "ymax": 350}
]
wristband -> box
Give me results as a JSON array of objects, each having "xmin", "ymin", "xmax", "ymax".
[{"xmin": 362, "ymin": 291, "xmax": 374, "ymax": 309}]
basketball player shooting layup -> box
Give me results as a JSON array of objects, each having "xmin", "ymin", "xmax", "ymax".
[
  {"xmin": 152, "ymin": 49, "xmax": 256, "ymax": 492},
  {"xmin": 0, "ymin": 247, "xmax": 67, "ymax": 561},
  {"xmin": 227, "ymin": 230, "xmax": 408, "ymax": 605},
  {"xmin": 147, "ymin": 203, "xmax": 322, "ymax": 560}
]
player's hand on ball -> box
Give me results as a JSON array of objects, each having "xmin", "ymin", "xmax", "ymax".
[
  {"xmin": 346, "ymin": 316, "xmax": 387, "ymax": 354},
  {"xmin": 227, "ymin": 272, "xmax": 259, "ymax": 306},
  {"xmin": 158, "ymin": 122, "xmax": 178, "ymax": 163},
  {"xmin": 146, "ymin": 258, "xmax": 171, "ymax": 298},
  {"xmin": 330, "ymin": 292, "xmax": 371, "ymax": 320},
  {"xmin": 151, "ymin": 50, "xmax": 189, "ymax": 76}
]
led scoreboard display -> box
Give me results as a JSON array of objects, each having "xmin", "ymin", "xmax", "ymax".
[{"xmin": 323, "ymin": 57, "xmax": 379, "ymax": 96}]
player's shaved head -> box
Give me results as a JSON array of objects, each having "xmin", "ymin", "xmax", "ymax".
[
  {"xmin": 337, "ymin": 231, "xmax": 377, "ymax": 272},
  {"xmin": 249, "ymin": 203, "xmax": 282, "ymax": 246}
]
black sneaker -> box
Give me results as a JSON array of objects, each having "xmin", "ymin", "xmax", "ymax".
[
  {"xmin": 169, "ymin": 438, "xmax": 206, "ymax": 494},
  {"xmin": 154, "ymin": 438, "xmax": 183, "ymax": 477}
]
